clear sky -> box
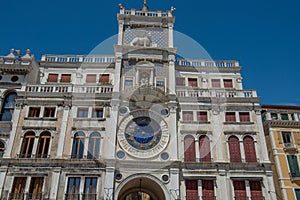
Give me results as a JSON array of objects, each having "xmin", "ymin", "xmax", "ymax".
[{"xmin": 0, "ymin": 0, "xmax": 299, "ymax": 106}]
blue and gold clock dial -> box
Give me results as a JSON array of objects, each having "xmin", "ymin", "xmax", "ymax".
[{"xmin": 125, "ymin": 117, "xmax": 162, "ymax": 150}]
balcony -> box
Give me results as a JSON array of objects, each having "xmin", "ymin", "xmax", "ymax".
[
  {"xmin": 283, "ymin": 143, "xmax": 298, "ymax": 151},
  {"xmin": 8, "ymin": 192, "xmax": 44, "ymax": 200},
  {"xmin": 176, "ymin": 89, "xmax": 257, "ymax": 99}
]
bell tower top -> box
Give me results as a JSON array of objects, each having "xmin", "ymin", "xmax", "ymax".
[{"xmin": 142, "ymin": 0, "xmax": 149, "ymax": 12}]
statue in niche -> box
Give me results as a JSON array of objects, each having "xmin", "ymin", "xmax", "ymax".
[
  {"xmin": 130, "ymin": 31, "xmax": 152, "ymax": 47},
  {"xmin": 139, "ymin": 72, "xmax": 150, "ymax": 86}
]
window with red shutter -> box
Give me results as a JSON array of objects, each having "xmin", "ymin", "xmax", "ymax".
[
  {"xmin": 188, "ymin": 78, "xmax": 198, "ymax": 87},
  {"xmin": 86, "ymin": 75, "xmax": 97, "ymax": 83},
  {"xmin": 202, "ymin": 180, "xmax": 214, "ymax": 200},
  {"xmin": 176, "ymin": 77, "xmax": 185, "ymax": 86},
  {"xmin": 243, "ymin": 136, "xmax": 257, "ymax": 162},
  {"xmin": 61, "ymin": 74, "xmax": 71, "ymax": 83},
  {"xmin": 184, "ymin": 136, "xmax": 196, "ymax": 162},
  {"xmin": 239, "ymin": 112, "xmax": 250, "ymax": 122},
  {"xmin": 211, "ymin": 79, "xmax": 221, "ymax": 88},
  {"xmin": 197, "ymin": 112, "xmax": 208, "ymax": 122},
  {"xmin": 249, "ymin": 181, "xmax": 263, "ymax": 199},
  {"xmin": 229, "ymin": 136, "xmax": 242, "ymax": 162},
  {"xmin": 233, "ymin": 181, "xmax": 247, "ymax": 200},
  {"xmin": 199, "ymin": 135, "xmax": 211, "ymax": 162},
  {"xmin": 223, "ymin": 79, "xmax": 233, "ymax": 88},
  {"xmin": 226, "ymin": 112, "xmax": 236, "ymax": 122},
  {"xmin": 183, "ymin": 111, "xmax": 193, "ymax": 121},
  {"xmin": 185, "ymin": 180, "xmax": 198, "ymax": 200},
  {"xmin": 100, "ymin": 74, "xmax": 110, "ymax": 84},
  {"xmin": 47, "ymin": 74, "xmax": 58, "ymax": 82}
]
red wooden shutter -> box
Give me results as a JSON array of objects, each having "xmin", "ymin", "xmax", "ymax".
[
  {"xmin": 186, "ymin": 180, "xmax": 198, "ymax": 200},
  {"xmin": 184, "ymin": 136, "xmax": 196, "ymax": 162},
  {"xmin": 229, "ymin": 136, "xmax": 242, "ymax": 162},
  {"xmin": 239, "ymin": 112, "xmax": 250, "ymax": 122},
  {"xmin": 61, "ymin": 74, "xmax": 71, "ymax": 83},
  {"xmin": 47, "ymin": 74, "xmax": 58, "ymax": 82},
  {"xmin": 249, "ymin": 181, "xmax": 263, "ymax": 198},
  {"xmin": 223, "ymin": 79, "xmax": 233, "ymax": 88},
  {"xmin": 188, "ymin": 78, "xmax": 198, "ymax": 87},
  {"xmin": 100, "ymin": 74, "xmax": 110, "ymax": 83},
  {"xmin": 86, "ymin": 75, "xmax": 96, "ymax": 83},
  {"xmin": 212, "ymin": 79, "xmax": 221, "ymax": 88},
  {"xmin": 176, "ymin": 77, "xmax": 185, "ymax": 86},
  {"xmin": 233, "ymin": 181, "xmax": 247, "ymax": 199},
  {"xmin": 199, "ymin": 136, "xmax": 211, "ymax": 162},
  {"xmin": 183, "ymin": 111, "xmax": 193, "ymax": 121},
  {"xmin": 202, "ymin": 180, "xmax": 214, "ymax": 199},
  {"xmin": 243, "ymin": 136, "xmax": 257, "ymax": 162},
  {"xmin": 197, "ymin": 112, "xmax": 208, "ymax": 122},
  {"xmin": 226, "ymin": 112, "xmax": 236, "ymax": 122}
]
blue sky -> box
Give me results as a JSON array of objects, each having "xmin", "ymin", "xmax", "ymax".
[{"xmin": 0, "ymin": 0, "xmax": 299, "ymax": 105}]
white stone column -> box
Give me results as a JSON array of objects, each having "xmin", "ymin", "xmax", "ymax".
[
  {"xmin": 49, "ymin": 169, "xmax": 61, "ymax": 200},
  {"xmin": 24, "ymin": 176, "xmax": 31, "ymax": 200},
  {"xmin": 168, "ymin": 56, "xmax": 176, "ymax": 95},
  {"xmin": 0, "ymin": 169, "xmax": 7, "ymax": 196},
  {"xmin": 245, "ymin": 180, "xmax": 251, "ymax": 199},
  {"xmin": 195, "ymin": 139, "xmax": 200, "ymax": 162},
  {"xmin": 56, "ymin": 106, "xmax": 70, "ymax": 158},
  {"xmin": 104, "ymin": 167, "xmax": 115, "ymax": 200},
  {"xmin": 294, "ymin": 113, "xmax": 299, "ymax": 121},
  {"xmin": 168, "ymin": 24, "xmax": 174, "ymax": 48},
  {"xmin": 255, "ymin": 110, "xmax": 270, "ymax": 162},
  {"xmin": 170, "ymin": 169, "xmax": 180, "ymax": 200},
  {"xmin": 113, "ymin": 57, "xmax": 122, "ymax": 92},
  {"xmin": 266, "ymin": 173, "xmax": 277, "ymax": 200},
  {"xmin": 169, "ymin": 105, "xmax": 178, "ymax": 160},
  {"xmin": 198, "ymin": 180, "xmax": 202, "ymax": 200},
  {"xmin": 212, "ymin": 111, "xmax": 224, "ymax": 162},
  {"xmin": 239, "ymin": 140, "xmax": 245, "ymax": 162},
  {"xmin": 217, "ymin": 173, "xmax": 229, "ymax": 200},
  {"xmin": 32, "ymin": 136, "xmax": 39, "ymax": 158},
  {"xmin": 3, "ymin": 105, "xmax": 22, "ymax": 158},
  {"xmin": 118, "ymin": 22, "xmax": 124, "ymax": 45}
]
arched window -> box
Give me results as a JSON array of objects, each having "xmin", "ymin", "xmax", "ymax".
[
  {"xmin": 184, "ymin": 135, "xmax": 196, "ymax": 162},
  {"xmin": 243, "ymin": 136, "xmax": 257, "ymax": 162},
  {"xmin": 88, "ymin": 132, "xmax": 101, "ymax": 159},
  {"xmin": 20, "ymin": 132, "xmax": 35, "ymax": 158},
  {"xmin": 0, "ymin": 141, "xmax": 5, "ymax": 158},
  {"xmin": 1, "ymin": 92, "xmax": 17, "ymax": 121},
  {"xmin": 71, "ymin": 132, "xmax": 85, "ymax": 159},
  {"xmin": 36, "ymin": 132, "xmax": 51, "ymax": 158},
  {"xmin": 228, "ymin": 136, "xmax": 242, "ymax": 162},
  {"xmin": 199, "ymin": 135, "xmax": 211, "ymax": 162}
]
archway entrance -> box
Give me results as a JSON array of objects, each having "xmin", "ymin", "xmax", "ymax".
[{"xmin": 117, "ymin": 177, "xmax": 166, "ymax": 200}]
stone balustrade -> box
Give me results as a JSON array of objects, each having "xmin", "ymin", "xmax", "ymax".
[
  {"xmin": 121, "ymin": 9, "xmax": 170, "ymax": 17},
  {"xmin": 176, "ymin": 89, "xmax": 257, "ymax": 98},
  {"xmin": 175, "ymin": 59, "xmax": 240, "ymax": 68},
  {"xmin": 41, "ymin": 55, "xmax": 115, "ymax": 63},
  {"xmin": 23, "ymin": 85, "xmax": 113, "ymax": 94}
]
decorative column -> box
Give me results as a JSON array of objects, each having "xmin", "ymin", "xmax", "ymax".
[
  {"xmin": 217, "ymin": 173, "xmax": 229, "ymax": 200},
  {"xmin": 168, "ymin": 24, "xmax": 174, "ymax": 48},
  {"xmin": 3, "ymin": 103, "xmax": 22, "ymax": 158},
  {"xmin": 169, "ymin": 103, "xmax": 178, "ymax": 160},
  {"xmin": 49, "ymin": 168, "xmax": 61, "ymax": 200},
  {"xmin": 104, "ymin": 166, "xmax": 115, "ymax": 200},
  {"xmin": 169, "ymin": 169, "xmax": 180, "ymax": 200},
  {"xmin": 168, "ymin": 55, "xmax": 176, "ymax": 95},
  {"xmin": 212, "ymin": 110, "xmax": 224, "ymax": 162},
  {"xmin": 195, "ymin": 138, "xmax": 200, "ymax": 162},
  {"xmin": 255, "ymin": 110, "xmax": 269, "ymax": 162},
  {"xmin": 56, "ymin": 106, "xmax": 70, "ymax": 158},
  {"xmin": 113, "ymin": 53, "xmax": 122, "ymax": 93}
]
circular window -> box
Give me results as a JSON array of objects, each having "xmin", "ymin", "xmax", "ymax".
[
  {"xmin": 161, "ymin": 152, "xmax": 169, "ymax": 160},
  {"xmin": 11, "ymin": 76, "xmax": 19, "ymax": 82},
  {"xmin": 115, "ymin": 173, "xmax": 123, "ymax": 181},
  {"xmin": 119, "ymin": 107, "xmax": 128, "ymax": 115},
  {"xmin": 161, "ymin": 108, "xmax": 169, "ymax": 116},
  {"xmin": 116, "ymin": 151, "xmax": 126, "ymax": 159},
  {"xmin": 162, "ymin": 175, "xmax": 169, "ymax": 182}
]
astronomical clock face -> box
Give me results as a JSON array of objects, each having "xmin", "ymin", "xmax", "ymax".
[{"xmin": 118, "ymin": 110, "xmax": 169, "ymax": 158}]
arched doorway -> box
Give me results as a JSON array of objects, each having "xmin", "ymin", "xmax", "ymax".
[{"xmin": 116, "ymin": 175, "xmax": 167, "ymax": 200}]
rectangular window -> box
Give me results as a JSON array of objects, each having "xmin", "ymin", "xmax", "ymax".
[
  {"xmin": 239, "ymin": 112, "xmax": 250, "ymax": 122},
  {"xmin": 11, "ymin": 177, "xmax": 27, "ymax": 200},
  {"xmin": 125, "ymin": 80, "xmax": 133, "ymax": 86},
  {"xmin": 223, "ymin": 79, "xmax": 233, "ymax": 88},
  {"xmin": 282, "ymin": 131, "xmax": 292, "ymax": 145},
  {"xmin": 99, "ymin": 74, "xmax": 110, "ymax": 84},
  {"xmin": 249, "ymin": 181, "xmax": 263, "ymax": 199},
  {"xmin": 61, "ymin": 74, "xmax": 72, "ymax": 83},
  {"xmin": 233, "ymin": 181, "xmax": 247, "ymax": 199},
  {"xmin": 44, "ymin": 107, "xmax": 56, "ymax": 118},
  {"xmin": 183, "ymin": 111, "xmax": 193, "ymax": 121},
  {"xmin": 197, "ymin": 112, "xmax": 208, "ymax": 122},
  {"xmin": 77, "ymin": 108, "xmax": 89, "ymax": 118},
  {"xmin": 176, "ymin": 77, "xmax": 185, "ymax": 86},
  {"xmin": 156, "ymin": 81, "xmax": 165, "ymax": 87},
  {"xmin": 92, "ymin": 108, "xmax": 103, "ymax": 118},
  {"xmin": 202, "ymin": 180, "xmax": 214, "ymax": 199},
  {"xmin": 66, "ymin": 177, "xmax": 81, "ymax": 200},
  {"xmin": 185, "ymin": 180, "xmax": 198, "ymax": 200},
  {"xmin": 212, "ymin": 79, "xmax": 221, "ymax": 88},
  {"xmin": 28, "ymin": 107, "xmax": 41, "ymax": 118},
  {"xmin": 225, "ymin": 112, "xmax": 236, "ymax": 122},
  {"xmin": 86, "ymin": 74, "xmax": 97, "ymax": 83},
  {"xmin": 271, "ymin": 113, "xmax": 278, "ymax": 120},
  {"xmin": 47, "ymin": 74, "xmax": 58, "ymax": 82},
  {"xmin": 83, "ymin": 177, "xmax": 97, "ymax": 199},
  {"xmin": 188, "ymin": 78, "xmax": 198, "ymax": 87},
  {"xmin": 295, "ymin": 189, "xmax": 300, "ymax": 200},
  {"xmin": 281, "ymin": 113, "xmax": 289, "ymax": 120},
  {"xmin": 287, "ymin": 155, "xmax": 300, "ymax": 178},
  {"xmin": 29, "ymin": 177, "xmax": 44, "ymax": 200}
]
